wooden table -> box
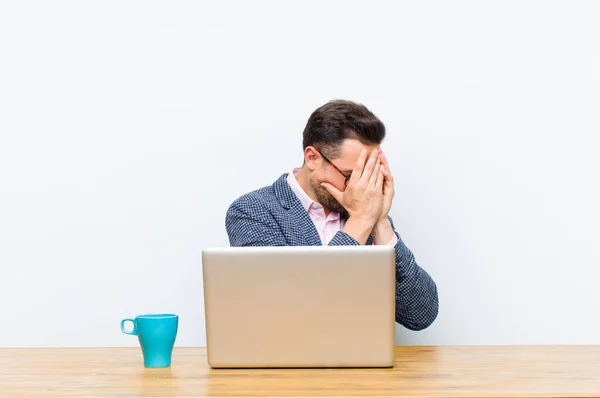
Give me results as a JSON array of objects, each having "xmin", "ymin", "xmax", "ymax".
[{"xmin": 1, "ymin": 346, "xmax": 599, "ymax": 397}]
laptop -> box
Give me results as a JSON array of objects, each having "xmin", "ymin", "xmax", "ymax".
[{"xmin": 201, "ymin": 245, "xmax": 396, "ymax": 368}]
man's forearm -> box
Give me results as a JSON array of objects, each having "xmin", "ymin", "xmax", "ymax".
[
  {"xmin": 377, "ymin": 216, "xmax": 439, "ymax": 330},
  {"xmin": 394, "ymin": 241, "xmax": 439, "ymax": 330},
  {"xmin": 371, "ymin": 217, "xmax": 395, "ymax": 245},
  {"xmin": 341, "ymin": 216, "xmax": 376, "ymax": 245}
]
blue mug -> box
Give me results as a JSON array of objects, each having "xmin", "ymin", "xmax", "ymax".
[{"xmin": 120, "ymin": 313, "xmax": 179, "ymax": 368}]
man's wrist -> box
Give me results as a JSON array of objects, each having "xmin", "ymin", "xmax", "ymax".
[
  {"xmin": 372, "ymin": 216, "xmax": 394, "ymax": 245},
  {"xmin": 342, "ymin": 215, "xmax": 377, "ymax": 245}
]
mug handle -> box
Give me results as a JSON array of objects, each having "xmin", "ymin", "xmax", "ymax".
[{"xmin": 120, "ymin": 318, "xmax": 137, "ymax": 335}]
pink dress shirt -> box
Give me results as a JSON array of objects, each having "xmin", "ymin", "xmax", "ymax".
[{"xmin": 287, "ymin": 168, "xmax": 398, "ymax": 246}]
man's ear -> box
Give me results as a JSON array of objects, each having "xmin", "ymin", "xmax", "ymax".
[{"xmin": 304, "ymin": 146, "xmax": 321, "ymax": 170}]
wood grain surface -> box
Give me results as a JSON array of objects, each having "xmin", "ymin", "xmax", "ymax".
[{"xmin": 1, "ymin": 345, "xmax": 599, "ymax": 397}]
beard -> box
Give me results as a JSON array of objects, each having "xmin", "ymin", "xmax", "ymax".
[{"xmin": 310, "ymin": 179, "xmax": 346, "ymax": 213}]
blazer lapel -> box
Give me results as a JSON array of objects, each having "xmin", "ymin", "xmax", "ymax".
[
  {"xmin": 290, "ymin": 202, "xmax": 323, "ymax": 246},
  {"xmin": 272, "ymin": 173, "xmax": 375, "ymax": 246},
  {"xmin": 273, "ymin": 174, "xmax": 323, "ymax": 246}
]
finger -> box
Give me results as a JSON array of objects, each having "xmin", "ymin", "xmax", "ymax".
[
  {"xmin": 376, "ymin": 169, "xmax": 385, "ymax": 191},
  {"xmin": 379, "ymin": 151, "xmax": 391, "ymax": 174},
  {"xmin": 381, "ymin": 164, "xmax": 390, "ymax": 177},
  {"xmin": 383, "ymin": 165, "xmax": 394, "ymax": 183},
  {"xmin": 369, "ymin": 159, "xmax": 381, "ymax": 187},
  {"xmin": 320, "ymin": 182, "xmax": 344, "ymax": 203},
  {"xmin": 361, "ymin": 149, "xmax": 379, "ymax": 183},
  {"xmin": 350, "ymin": 149, "xmax": 368, "ymax": 184},
  {"xmin": 381, "ymin": 166, "xmax": 394, "ymax": 194}
]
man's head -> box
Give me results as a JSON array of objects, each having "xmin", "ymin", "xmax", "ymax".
[{"xmin": 300, "ymin": 100, "xmax": 386, "ymax": 213}]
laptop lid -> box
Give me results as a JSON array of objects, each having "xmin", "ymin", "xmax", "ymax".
[{"xmin": 202, "ymin": 245, "xmax": 396, "ymax": 368}]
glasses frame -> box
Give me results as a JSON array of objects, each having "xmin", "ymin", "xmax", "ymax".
[{"xmin": 317, "ymin": 149, "xmax": 351, "ymax": 186}]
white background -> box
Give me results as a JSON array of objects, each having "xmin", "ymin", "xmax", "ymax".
[{"xmin": 1, "ymin": 1, "xmax": 599, "ymax": 347}]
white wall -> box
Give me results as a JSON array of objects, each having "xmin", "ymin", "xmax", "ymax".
[{"xmin": 1, "ymin": 0, "xmax": 599, "ymax": 347}]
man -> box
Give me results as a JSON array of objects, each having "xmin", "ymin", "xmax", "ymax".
[{"xmin": 225, "ymin": 100, "xmax": 439, "ymax": 331}]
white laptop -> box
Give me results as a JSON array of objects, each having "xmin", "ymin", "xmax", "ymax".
[{"xmin": 201, "ymin": 245, "xmax": 396, "ymax": 368}]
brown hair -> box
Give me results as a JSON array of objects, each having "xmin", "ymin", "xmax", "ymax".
[{"xmin": 302, "ymin": 99, "xmax": 386, "ymax": 159}]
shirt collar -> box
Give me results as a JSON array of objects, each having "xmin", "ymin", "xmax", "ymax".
[{"xmin": 286, "ymin": 168, "xmax": 340, "ymax": 219}]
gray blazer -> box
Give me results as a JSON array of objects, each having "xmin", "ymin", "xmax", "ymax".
[{"xmin": 225, "ymin": 173, "xmax": 439, "ymax": 330}]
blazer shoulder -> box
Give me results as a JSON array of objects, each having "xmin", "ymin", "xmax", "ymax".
[{"xmin": 226, "ymin": 183, "xmax": 279, "ymax": 216}]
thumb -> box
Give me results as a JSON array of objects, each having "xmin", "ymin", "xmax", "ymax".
[{"xmin": 320, "ymin": 182, "xmax": 343, "ymax": 203}]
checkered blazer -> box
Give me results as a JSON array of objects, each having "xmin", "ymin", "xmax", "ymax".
[{"xmin": 225, "ymin": 173, "xmax": 439, "ymax": 331}]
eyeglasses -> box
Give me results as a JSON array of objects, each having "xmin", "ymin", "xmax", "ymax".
[{"xmin": 317, "ymin": 150, "xmax": 351, "ymax": 186}]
